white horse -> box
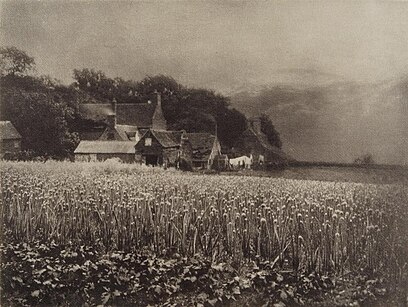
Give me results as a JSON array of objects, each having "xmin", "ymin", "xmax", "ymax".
[{"xmin": 229, "ymin": 155, "xmax": 253, "ymax": 169}]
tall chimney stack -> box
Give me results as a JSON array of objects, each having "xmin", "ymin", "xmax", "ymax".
[
  {"xmin": 107, "ymin": 114, "xmax": 116, "ymax": 129},
  {"xmin": 156, "ymin": 91, "xmax": 161, "ymax": 106},
  {"xmin": 152, "ymin": 90, "xmax": 167, "ymax": 130},
  {"xmin": 111, "ymin": 98, "xmax": 117, "ymax": 115}
]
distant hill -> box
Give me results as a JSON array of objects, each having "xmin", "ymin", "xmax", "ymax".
[{"xmin": 230, "ymin": 72, "xmax": 408, "ymax": 165}]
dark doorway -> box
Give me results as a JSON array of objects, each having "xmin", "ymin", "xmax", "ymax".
[{"xmin": 145, "ymin": 154, "xmax": 159, "ymax": 166}]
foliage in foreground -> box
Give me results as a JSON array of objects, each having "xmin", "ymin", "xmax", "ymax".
[{"xmin": 1, "ymin": 241, "xmax": 400, "ymax": 307}]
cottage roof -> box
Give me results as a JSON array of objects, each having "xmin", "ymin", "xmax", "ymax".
[
  {"xmin": 115, "ymin": 125, "xmax": 138, "ymax": 140},
  {"xmin": 246, "ymin": 127, "xmax": 293, "ymax": 161},
  {"xmin": 150, "ymin": 130, "xmax": 184, "ymax": 148},
  {"xmin": 79, "ymin": 103, "xmax": 157, "ymax": 127},
  {"xmin": 0, "ymin": 121, "xmax": 21, "ymax": 140},
  {"xmin": 186, "ymin": 133, "xmax": 217, "ymax": 160},
  {"xmin": 74, "ymin": 141, "xmax": 135, "ymax": 154}
]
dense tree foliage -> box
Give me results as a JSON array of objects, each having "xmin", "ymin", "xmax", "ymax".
[
  {"xmin": 1, "ymin": 74, "xmax": 80, "ymax": 157},
  {"xmin": 72, "ymin": 71, "xmax": 248, "ymax": 148},
  {"xmin": 1, "ymin": 47, "xmax": 80, "ymax": 157},
  {"xmin": 354, "ymin": 153, "xmax": 374, "ymax": 165},
  {"xmin": 1, "ymin": 47, "xmax": 282, "ymax": 158},
  {"xmin": 0, "ymin": 47, "xmax": 35, "ymax": 76}
]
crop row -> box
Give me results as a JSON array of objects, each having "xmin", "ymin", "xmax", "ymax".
[{"xmin": 1, "ymin": 161, "xmax": 407, "ymax": 277}]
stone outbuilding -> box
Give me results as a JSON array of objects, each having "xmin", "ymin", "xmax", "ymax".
[
  {"xmin": 185, "ymin": 133, "xmax": 221, "ymax": 169},
  {"xmin": 0, "ymin": 121, "xmax": 22, "ymax": 158}
]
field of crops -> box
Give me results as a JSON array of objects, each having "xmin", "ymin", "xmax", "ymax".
[{"xmin": 1, "ymin": 161, "xmax": 407, "ymax": 306}]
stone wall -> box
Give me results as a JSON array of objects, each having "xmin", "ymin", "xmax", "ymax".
[{"xmin": 0, "ymin": 139, "xmax": 21, "ymax": 158}]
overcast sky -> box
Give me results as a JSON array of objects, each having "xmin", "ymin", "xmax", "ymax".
[{"xmin": 1, "ymin": 1, "xmax": 408, "ymax": 92}]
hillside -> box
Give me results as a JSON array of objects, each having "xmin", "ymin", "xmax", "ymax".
[{"xmin": 230, "ymin": 71, "xmax": 408, "ymax": 165}]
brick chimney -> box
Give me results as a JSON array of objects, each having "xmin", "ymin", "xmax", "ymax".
[
  {"xmin": 156, "ymin": 91, "xmax": 161, "ymax": 107},
  {"xmin": 152, "ymin": 91, "xmax": 167, "ymax": 130},
  {"xmin": 107, "ymin": 98, "xmax": 117, "ymax": 129},
  {"xmin": 107, "ymin": 114, "xmax": 116, "ymax": 129},
  {"xmin": 111, "ymin": 98, "xmax": 117, "ymax": 115}
]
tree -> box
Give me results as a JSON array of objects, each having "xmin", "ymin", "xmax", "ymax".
[
  {"xmin": 0, "ymin": 46, "xmax": 35, "ymax": 76},
  {"xmin": 1, "ymin": 47, "xmax": 80, "ymax": 157},
  {"xmin": 73, "ymin": 68, "xmax": 115, "ymax": 101},
  {"xmin": 354, "ymin": 153, "xmax": 374, "ymax": 165},
  {"xmin": 2, "ymin": 87, "xmax": 79, "ymax": 157},
  {"xmin": 259, "ymin": 113, "xmax": 282, "ymax": 148}
]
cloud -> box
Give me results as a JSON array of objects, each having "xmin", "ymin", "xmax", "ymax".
[{"xmin": 2, "ymin": 1, "xmax": 408, "ymax": 92}]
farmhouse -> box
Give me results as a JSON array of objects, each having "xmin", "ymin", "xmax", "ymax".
[
  {"xmin": 74, "ymin": 90, "xmax": 227, "ymax": 168},
  {"xmin": 74, "ymin": 141, "xmax": 135, "ymax": 163},
  {"xmin": 135, "ymin": 130, "xmax": 192, "ymax": 167},
  {"xmin": 235, "ymin": 117, "xmax": 293, "ymax": 167},
  {"xmin": 0, "ymin": 121, "xmax": 22, "ymax": 158},
  {"xmin": 78, "ymin": 92, "xmax": 166, "ymax": 142},
  {"xmin": 134, "ymin": 130, "xmax": 221, "ymax": 169}
]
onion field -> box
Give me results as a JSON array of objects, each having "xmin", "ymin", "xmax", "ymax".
[{"xmin": 1, "ymin": 161, "xmax": 407, "ymax": 306}]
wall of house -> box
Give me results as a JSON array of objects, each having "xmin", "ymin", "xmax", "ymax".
[
  {"xmin": 75, "ymin": 153, "xmax": 134, "ymax": 163},
  {"xmin": 0, "ymin": 139, "xmax": 21, "ymax": 157},
  {"xmin": 180, "ymin": 138, "xmax": 193, "ymax": 165},
  {"xmin": 135, "ymin": 131, "xmax": 166, "ymax": 165},
  {"xmin": 212, "ymin": 156, "xmax": 229, "ymax": 170},
  {"xmin": 135, "ymin": 132, "xmax": 164, "ymax": 156},
  {"xmin": 162, "ymin": 148, "xmax": 179, "ymax": 166}
]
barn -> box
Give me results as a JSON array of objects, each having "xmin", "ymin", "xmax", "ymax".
[
  {"xmin": 185, "ymin": 133, "xmax": 221, "ymax": 169},
  {"xmin": 74, "ymin": 141, "xmax": 135, "ymax": 163},
  {"xmin": 135, "ymin": 130, "xmax": 192, "ymax": 167},
  {"xmin": 0, "ymin": 121, "xmax": 22, "ymax": 158}
]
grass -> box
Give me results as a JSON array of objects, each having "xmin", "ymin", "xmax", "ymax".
[{"xmin": 228, "ymin": 165, "xmax": 408, "ymax": 185}]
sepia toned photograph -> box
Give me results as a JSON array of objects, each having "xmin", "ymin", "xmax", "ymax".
[{"xmin": 0, "ymin": 1, "xmax": 407, "ymax": 306}]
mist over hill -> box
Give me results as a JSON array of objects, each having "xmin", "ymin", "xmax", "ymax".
[{"xmin": 230, "ymin": 70, "xmax": 408, "ymax": 165}]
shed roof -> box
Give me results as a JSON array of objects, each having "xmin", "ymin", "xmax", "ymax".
[
  {"xmin": 79, "ymin": 103, "xmax": 157, "ymax": 127},
  {"xmin": 0, "ymin": 121, "xmax": 21, "ymax": 140},
  {"xmin": 74, "ymin": 141, "xmax": 135, "ymax": 154},
  {"xmin": 150, "ymin": 130, "xmax": 184, "ymax": 148},
  {"xmin": 186, "ymin": 133, "xmax": 217, "ymax": 160},
  {"xmin": 116, "ymin": 125, "xmax": 138, "ymax": 140}
]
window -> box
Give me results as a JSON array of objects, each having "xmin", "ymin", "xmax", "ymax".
[
  {"xmin": 145, "ymin": 138, "xmax": 152, "ymax": 146},
  {"xmin": 14, "ymin": 141, "xmax": 19, "ymax": 149}
]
